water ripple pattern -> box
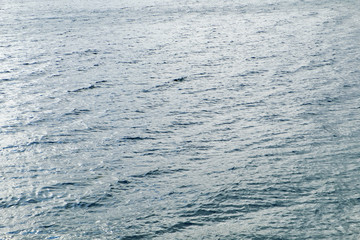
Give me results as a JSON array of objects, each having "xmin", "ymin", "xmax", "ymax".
[{"xmin": 1, "ymin": 0, "xmax": 360, "ymax": 239}]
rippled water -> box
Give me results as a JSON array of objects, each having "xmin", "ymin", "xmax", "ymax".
[{"xmin": 2, "ymin": 0, "xmax": 360, "ymax": 239}]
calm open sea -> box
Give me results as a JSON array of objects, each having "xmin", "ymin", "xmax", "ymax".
[{"xmin": 1, "ymin": 0, "xmax": 360, "ymax": 239}]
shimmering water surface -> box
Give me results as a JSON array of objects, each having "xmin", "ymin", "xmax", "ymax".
[{"xmin": 2, "ymin": 0, "xmax": 360, "ymax": 239}]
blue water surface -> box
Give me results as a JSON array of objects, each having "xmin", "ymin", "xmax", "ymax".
[{"xmin": 1, "ymin": 0, "xmax": 360, "ymax": 239}]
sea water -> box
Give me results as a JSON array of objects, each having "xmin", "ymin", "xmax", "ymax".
[{"xmin": 1, "ymin": 0, "xmax": 360, "ymax": 239}]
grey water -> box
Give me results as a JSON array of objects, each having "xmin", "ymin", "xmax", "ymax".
[{"xmin": 1, "ymin": 0, "xmax": 360, "ymax": 239}]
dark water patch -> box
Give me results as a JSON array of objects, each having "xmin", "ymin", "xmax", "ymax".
[
  {"xmin": 109, "ymin": 180, "xmax": 133, "ymax": 192},
  {"xmin": 22, "ymin": 61, "xmax": 47, "ymax": 66},
  {"xmin": 226, "ymin": 148, "xmax": 244, "ymax": 153},
  {"xmin": 26, "ymin": 140, "xmax": 69, "ymax": 146},
  {"xmin": 228, "ymin": 166, "xmax": 242, "ymax": 171},
  {"xmin": 95, "ymin": 80, "xmax": 107, "ymax": 84},
  {"xmin": 317, "ymin": 96, "xmax": 340, "ymax": 104},
  {"xmin": 119, "ymin": 136, "xmax": 156, "ymax": 143},
  {"xmin": 117, "ymin": 180, "xmax": 131, "ymax": 185},
  {"xmin": 0, "ymin": 70, "xmax": 11, "ymax": 74},
  {"xmin": 188, "ymin": 157, "xmax": 209, "ymax": 161},
  {"xmin": 0, "ymin": 77, "xmax": 19, "ymax": 82},
  {"xmin": 173, "ymin": 76, "xmax": 187, "ymax": 82},
  {"xmin": 84, "ymin": 49, "xmax": 100, "ymax": 55}
]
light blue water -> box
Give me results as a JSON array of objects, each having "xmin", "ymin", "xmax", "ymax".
[{"xmin": 1, "ymin": 0, "xmax": 360, "ymax": 239}]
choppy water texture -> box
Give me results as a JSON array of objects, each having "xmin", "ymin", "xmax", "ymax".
[{"xmin": 1, "ymin": 0, "xmax": 360, "ymax": 239}]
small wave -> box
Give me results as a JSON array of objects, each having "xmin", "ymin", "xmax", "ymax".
[
  {"xmin": 41, "ymin": 182, "xmax": 86, "ymax": 190},
  {"xmin": 142, "ymin": 76, "xmax": 189, "ymax": 93},
  {"xmin": 293, "ymin": 59, "xmax": 336, "ymax": 73},
  {"xmin": 68, "ymin": 80, "xmax": 108, "ymax": 93},
  {"xmin": 173, "ymin": 77, "xmax": 187, "ymax": 82},
  {"xmin": 169, "ymin": 121, "xmax": 204, "ymax": 127},
  {"xmin": 188, "ymin": 157, "xmax": 208, "ymax": 161},
  {"xmin": 131, "ymin": 168, "xmax": 188, "ymax": 179},
  {"xmin": 63, "ymin": 108, "xmax": 91, "ymax": 116},
  {"xmin": 235, "ymin": 69, "xmax": 269, "ymax": 77},
  {"xmin": 0, "ymin": 196, "xmax": 39, "ymax": 209},
  {"xmin": 69, "ymin": 84, "xmax": 98, "ymax": 93},
  {"xmin": 61, "ymin": 200, "xmax": 103, "ymax": 209},
  {"xmin": 246, "ymin": 54, "xmax": 277, "ymax": 61},
  {"xmin": 2, "ymin": 136, "xmax": 74, "ymax": 152},
  {"xmin": 121, "ymin": 233, "xmax": 151, "ymax": 240},
  {"xmin": 118, "ymin": 136, "xmax": 156, "ymax": 142},
  {"xmin": 63, "ymin": 49, "xmax": 101, "ymax": 56},
  {"xmin": 22, "ymin": 61, "xmax": 46, "ymax": 66},
  {"xmin": 117, "ymin": 60, "xmax": 141, "ymax": 64},
  {"xmin": 109, "ymin": 180, "xmax": 133, "ymax": 193},
  {"xmin": 0, "ymin": 182, "xmax": 89, "ymax": 210},
  {"xmin": 155, "ymin": 221, "xmax": 203, "ymax": 235},
  {"xmin": 179, "ymin": 208, "xmax": 220, "ymax": 218}
]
